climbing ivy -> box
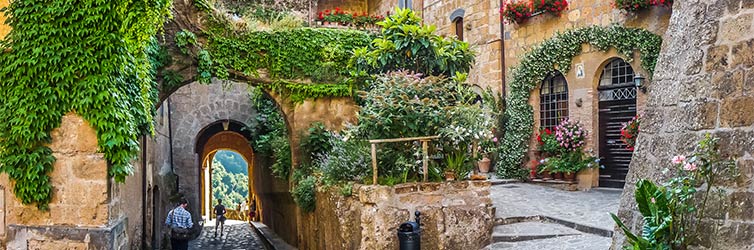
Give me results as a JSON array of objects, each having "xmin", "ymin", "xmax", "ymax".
[
  {"xmin": 497, "ymin": 25, "xmax": 662, "ymax": 179},
  {"xmin": 0, "ymin": 0, "xmax": 172, "ymax": 209},
  {"xmin": 166, "ymin": 9, "xmax": 373, "ymax": 102},
  {"xmin": 206, "ymin": 26, "xmax": 372, "ymax": 97}
]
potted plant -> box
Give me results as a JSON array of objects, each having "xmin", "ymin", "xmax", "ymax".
[
  {"xmin": 478, "ymin": 136, "xmax": 498, "ymax": 173},
  {"xmin": 615, "ymin": 0, "xmax": 672, "ymax": 11},
  {"xmin": 444, "ymin": 150, "xmax": 468, "ymax": 181},
  {"xmin": 620, "ymin": 115, "xmax": 640, "ymax": 151},
  {"xmin": 538, "ymin": 158, "xmax": 553, "ymax": 180}
]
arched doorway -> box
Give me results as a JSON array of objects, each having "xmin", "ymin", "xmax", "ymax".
[
  {"xmin": 598, "ymin": 58, "xmax": 637, "ymax": 188},
  {"xmin": 196, "ymin": 124, "xmax": 260, "ymax": 223}
]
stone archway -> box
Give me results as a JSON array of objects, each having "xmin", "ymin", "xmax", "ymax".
[{"xmin": 198, "ymin": 130, "xmax": 257, "ymax": 222}]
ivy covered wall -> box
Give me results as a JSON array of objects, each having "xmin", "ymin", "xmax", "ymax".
[{"xmin": 0, "ymin": 0, "xmax": 172, "ymax": 209}]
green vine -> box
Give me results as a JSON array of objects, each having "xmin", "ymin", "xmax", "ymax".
[
  {"xmin": 264, "ymin": 80, "xmax": 352, "ymax": 104},
  {"xmin": 497, "ymin": 25, "xmax": 662, "ymax": 178},
  {"xmin": 202, "ymin": 14, "xmax": 372, "ymax": 101},
  {"xmin": 0, "ymin": 0, "xmax": 172, "ymax": 209}
]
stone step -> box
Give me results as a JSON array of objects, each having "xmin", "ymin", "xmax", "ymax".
[{"xmin": 492, "ymin": 221, "xmax": 581, "ymax": 242}]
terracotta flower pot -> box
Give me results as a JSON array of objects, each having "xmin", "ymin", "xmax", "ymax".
[
  {"xmin": 541, "ymin": 170, "xmax": 552, "ymax": 180},
  {"xmin": 444, "ymin": 171, "xmax": 456, "ymax": 181},
  {"xmin": 564, "ymin": 172, "xmax": 576, "ymax": 181},
  {"xmin": 478, "ymin": 157, "xmax": 491, "ymax": 173},
  {"xmin": 553, "ymin": 172, "xmax": 563, "ymax": 180}
]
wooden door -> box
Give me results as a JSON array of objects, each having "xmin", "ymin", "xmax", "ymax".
[{"xmin": 598, "ymin": 85, "xmax": 636, "ymax": 188}]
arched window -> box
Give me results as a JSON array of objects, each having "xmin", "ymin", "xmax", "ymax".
[
  {"xmin": 453, "ymin": 17, "xmax": 464, "ymax": 41},
  {"xmin": 540, "ymin": 72, "xmax": 568, "ymax": 130},
  {"xmin": 598, "ymin": 58, "xmax": 636, "ymax": 101},
  {"xmin": 599, "ymin": 58, "xmax": 634, "ymax": 87}
]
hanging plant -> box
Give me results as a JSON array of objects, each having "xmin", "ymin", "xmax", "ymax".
[
  {"xmin": 501, "ymin": 1, "xmax": 533, "ymax": 24},
  {"xmin": 533, "ymin": 0, "xmax": 569, "ymax": 15},
  {"xmin": 496, "ymin": 25, "xmax": 662, "ymax": 179},
  {"xmin": 614, "ymin": 0, "xmax": 673, "ymax": 11}
]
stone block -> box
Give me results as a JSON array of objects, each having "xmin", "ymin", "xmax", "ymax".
[
  {"xmin": 719, "ymin": 13, "xmax": 752, "ymax": 43},
  {"xmin": 418, "ymin": 182, "xmax": 441, "ymax": 192},
  {"xmin": 71, "ymin": 155, "xmax": 108, "ymax": 180},
  {"xmin": 448, "ymin": 181, "xmax": 469, "ymax": 189},
  {"xmin": 682, "ymin": 101, "xmax": 719, "ymax": 130},
  {"xmin": 393, "ymin": 183, "xmax": 418, "ymax": 194},
  {"xmin": 706, "ymin": 45, "xmax": 730, "ymax": 71},
  {"xmin": 728, "ymin": 191, "xmax": 754, "ymax": 220},
  {"xmin": 357, "ymin": 185, "xmax": 392, "ymax": 204},
  {"xmin": 732, "ymin": 39, "xmax": 754, "ymax": 69},
  {"xmin": 736, "ymin": 159, "xmax": 754, "ymax": 189},
  {"xmin": 720, "ymin": 96, "xmax": 754, "ymax": 127},
  {"xmin": 27, "ymin": 239, "xmax": 89, "ymax": 250},
  {"xmin": 711, "ymin": 69, "xmax": 744, "ymax": 98},
  {"xmin": 49, "ymin": 114, "xmax": 100, "ymax": 154}
]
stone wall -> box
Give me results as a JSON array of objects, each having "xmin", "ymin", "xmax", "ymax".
[
  {"xmin": 419, "ymin": 0, "xmax": 504, "ymax": 93},
  {"xmin": 299, "ymin": 181, "xmax": 495, "ymax": 250},
  {"xmin": 612, "ymin": 0, "xmax": 754, "ymax": 249},
  {"xmin": 0, "ymin": 114, "xmax": 127, "ymax": 249}
]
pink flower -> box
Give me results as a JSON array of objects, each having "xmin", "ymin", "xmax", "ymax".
[
  {"xmin": 492, "ymin": 137, "xmax": 498, "ymax": 143},
  {"xmin": 683, "ymin": 163, "xmax": 697, "ymax": 171},
  {"xmin": 672, "ymin": 155, "xmax": 686, "ymax": 164},
  {"xmin": 651, "ymin": 197, "xmax": 656, "ymax": 203}
]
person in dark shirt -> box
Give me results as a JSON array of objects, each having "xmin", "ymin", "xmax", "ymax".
[{"xmin": 213, "ymin": 199, "xmax": 227, "ymax": 237}]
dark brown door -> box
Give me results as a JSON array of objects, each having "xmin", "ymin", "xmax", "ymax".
[{"xmin": 598, "ymin": 85, "xmax": 636, "ymax": 188}]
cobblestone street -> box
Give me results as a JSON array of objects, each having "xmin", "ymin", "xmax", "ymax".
[
  {"xmin": 189, "ymin": 220, "xmax": 266, "ymax": 250},
  {"xmin": 487, "ymin": 183, "xmax": 622, "ymax": 249}
]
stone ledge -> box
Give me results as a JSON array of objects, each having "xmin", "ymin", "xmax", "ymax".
[
  {"xmin": 5, "ymin": 217, "xmax": 127, "ymax": 250},
  {"xmin": 250, "ymin": 221, "xmax": 295, "ymax": 250},
  {"xmin": 495, "ymin": 215, "xmax": 613, "ymax": 238}
]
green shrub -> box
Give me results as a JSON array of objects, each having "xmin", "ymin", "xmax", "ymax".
[
  {"xmin": 292, "ymin": 176, "xmax": 317, "ymax": 212},
  {"xmin": 317, "ymin": 135, "xmax": 371, "ymax": 184},
  {"xmin": 300, "ymin": 122, "xmax": 334, "ymax": 164}
]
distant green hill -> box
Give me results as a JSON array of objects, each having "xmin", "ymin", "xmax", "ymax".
[
  {"xmin": 214, "ymin": 150, "xmax": 248, "ymax": 175},
  {"xmin": 212, "ymin": 151, "xmax": 249, "ymax": 206}
]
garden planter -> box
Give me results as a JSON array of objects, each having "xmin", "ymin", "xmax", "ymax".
[
  {"xmin": 478, "ymin": 157, "xmax": 491, "ymax": 173},
  {"xmin": 444, "ymin": 171, "xmax": 456, "ymax": 181},
  {"xmin": 564, "ymin": 172, "xmax": 576, "ymax": 181},
  {"xmin": 541, "ymin": 171, "xmax": 552, "ymax": 180},
  {"xmin": 552, "ymin": 172, "xmax": 563, "ymax": 180}
]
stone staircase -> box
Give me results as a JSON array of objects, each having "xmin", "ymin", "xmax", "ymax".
[{"xmin": 485, "ymin": 216, "xmax": 613, "ymax": 250}]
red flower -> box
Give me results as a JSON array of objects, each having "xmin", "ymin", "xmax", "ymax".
[{"xmin": 545, "ymin": 128, "xmax": 552, "ymax": 135}]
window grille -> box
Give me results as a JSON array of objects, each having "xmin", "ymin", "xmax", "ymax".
[{"xmin": 539, "ymin": 72, "xmax": 568, "ymax": 130}]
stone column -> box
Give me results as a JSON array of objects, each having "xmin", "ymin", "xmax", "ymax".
[{"xmin": 611, "ymin": 1, "xmax": 754, "ymax": 249}]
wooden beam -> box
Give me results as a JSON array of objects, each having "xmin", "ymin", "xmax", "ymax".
[
  {"xmin": 422, "ymin": 140, "xmax": 429, "ymax": 182},
  {"xmin": 368, "ymin": 135, "xmax": 440, "ymax": 144},
  {"xmin": 371, "ymin": 143, "xmax": 378, "ymax": 185}
]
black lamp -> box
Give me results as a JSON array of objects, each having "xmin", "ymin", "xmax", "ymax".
[{"xmin": 634, "ymin": 73, "xmax": 646, "ymax": 93}]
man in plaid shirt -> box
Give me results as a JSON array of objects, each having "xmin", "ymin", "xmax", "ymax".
[{"xmin": 166, "ymin": 198, "xmax": 193, "ymax": 250}]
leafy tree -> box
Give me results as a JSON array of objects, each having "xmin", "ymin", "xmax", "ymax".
[
  {"xmin": 244, "ymin": 87, "xmax": 291, "ymax": 179},
  {"xmin": 350, "ymin": 8, "xmax": 475, "ymax": 77},
  {"xmin": 211, "ymin": 157, "xmax": 249, "ymax": 206}
]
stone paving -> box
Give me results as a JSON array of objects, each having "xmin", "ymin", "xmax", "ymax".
[
  {"xmin": 487, "ymin": 183, "xmax": 622, "ymax": 250},
  {"xmin": 490, "ymin": 183, "xmax": 621, "ymax": 230},
  {"xmin": 189, "ymin": 220, "xmax": 266, "ymax": 250}
]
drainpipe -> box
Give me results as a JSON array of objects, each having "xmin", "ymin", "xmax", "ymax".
[
  {"xmin": 141, "ymin": 135, "xmax": 147, "ymax": 249},
  {"xmin": 499, "ymin": 0, "xmax": 506, "ymax": 95},
  {"xmin": 168, "ymin": 97, "xmax": 177, "ymax": 188}
]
